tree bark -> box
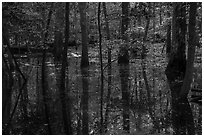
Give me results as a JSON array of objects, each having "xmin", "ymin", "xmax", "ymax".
[
  {"xmin": 102, "ymin": 2, "xmax": 112, "ymax": 133},
  {"xmin": 2, "ymin": 55, "xmax": 13, "ymax": 130},
  {"xmin": 97, "ymin": 2, "xmax": 104, "ymax": 134},
  {"xmin": 79, "ymin": 2, "xmax": 89, "ymax": 68},
  {"xmin": 165, "ymin": 3, "xmax": 195, "ymax": 134},
  {"xmin": 41, "ymin": 3, "xmax": 54, "ymax": 134},
  {"xmin": 171, "ymin": 3, "xmax": 179, "ymax": 54},
  {"xmin": 180, "ymin": 3, "xmax": 197, "ymax": 98},
  {"xmin": 2, "ymin": 23, "xmax": 13, "ymax": 129},
  {"xmin": 119, "ymin": 2, "xmax": 130, "ymax": 133},
  {"xmin": 81, "ymin": 68, "xmax": 89, "ymax": 135},
  {"xmin": 59, "ymin": 3, "xmax": 72, "ymax": 134},
  {"xmin": 79, "ymin": 2, "xmax": 89, "ymax": 134}
]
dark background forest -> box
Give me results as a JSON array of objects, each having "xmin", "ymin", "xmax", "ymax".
[{"xmin": 2, "ymin": 2, "xmax": 202, "ymax": 135}]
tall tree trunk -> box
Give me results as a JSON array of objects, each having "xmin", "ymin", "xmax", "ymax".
[
  {"xmin": 171, "ymin": 3, "xmax": 178, "ymax": 54},
  {"xmin": 74, "ymin": 2, "xmax": 78, "ymax": 50},
  {"xmin": 177, "ymin": 3, "xmax": 187, "ymax": 60},
  {"xmin": 19, "ymin": 66, "xmax": 28, "ymax": 134},
  {"xmin": 59, "ymin": 3, "xmax": 72, "ymax": 134},
  {"xmin": 102, "ymin": 2, "xmax": 112, "ymax": 133},
  {"xmin": 118, "ymin": 2, "xmax": 130, "ymax": 133},
  {"xmin": 178, "ymin": 3, "xmax": 197, "ymax": 134},
  {"xmin": 79, "ymin": 2, "xmax": 89, "ymax": 134},
  {"xmin": 2, "ymin": 55, "xmax": 13, "ymax": 130},
  {"xmin": 180, "ymin": 3, "xmax": 197, "ymax": 98},
  {"xmin": 36, "ymin": 58, "xmax": 42, "ymax": 114},
  {"xmin": 79, "ymin": 2, "xmax": 89, "ymax": 68},
  {"xmin": 165, "ymin": 3, "xmax": 195, "ymax": 134},
  {"xmin": 41, "ymin": 3, "xmax": 53, "ymax": 134},
  {"xmin": 97, "ymin": 2, "xmax": 104, "ymax": 134},
  {"xmin": 53, "ymin": 31, "xmax": 63, "ymax": 62},
  {"xmin": 53, "ymin": 3, "xmax": 64, "ymax": 62},
  {"xmin": 152, "ymin": 2, "xmax": 159, "ymax": 132},
  {"xmin": 81, "ymin": 68, "xmax": 89, "ymax": 135}
]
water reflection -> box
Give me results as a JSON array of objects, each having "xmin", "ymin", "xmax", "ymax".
[{"xmin": 3, "ymin": 53, "xmax": 201, "ymax": 135}]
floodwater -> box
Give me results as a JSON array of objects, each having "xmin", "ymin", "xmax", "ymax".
[{"xmin": 3, "ymin": 46, "xmax": 202, "ymax": 134}]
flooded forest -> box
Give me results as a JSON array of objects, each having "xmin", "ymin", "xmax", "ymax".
[{"xmin": 2, "ymin": 2, "xmax": 202, "ymax": 135}]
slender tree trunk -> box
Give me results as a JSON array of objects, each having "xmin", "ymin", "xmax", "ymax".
[
  {"xmin": 77, "ymin": 95, "xmax": 82, "ymax": 134},
  {"xmin": 42, "ymin": 51, "xmax": 52, "ymax": 135},
  {"xmin": 152, "ymin": 3, "xmax": 159, "ymax": 132},
  {"xmin": 97, "ymin": 2, "xmax": 104, "ymax": 134},
  {"xmin": 59, "ymin": 3, "xmax": 72, "ymax": 134},
  {"xmin": 166, "ymin": 23, "xmax": 171, "ymax": 55},
  {"xmin": 2, "ymin": 55, "xmax": 13, "ymax": 130},
  {"xmin": 36, "ymin": 58, "xmax": 42, "ymax": 114},
  {"xmin": 171, "ymin": 3, "xmax": 178, "ymax": 54},
  {"xmin": 135, "ymin": 75, "xmax": 142, "ymax": 132},
  {"xmin": 102, "ymin": 2, "xmax": 112, "ymax": 133},
  {"xmin": 74, "ymin": 2, "xmax": 78, "ymax": 50},
  {"xmin": 53, "ymin": 3, "xmax": 64, "ymax": 62},
  {"xmin": 79, "ymin": 2, "xmax": 89, "ymax": 134},
  {"xmin": 53, "ymin": 31, "xmax": 63, "ymax": 62},
  {"xmin": 177, "ymin": 3, "xmax": 187, "ymax": 60},
  {"xmin": 41, "ymin": 3, "xmax": 53, "ymax": 134},
  {"xmin": 19, "ymin": 66, "xmax": 28, "ymax": 134},
  {"xmin": 79, "ymin": 2, "xmax": 89, "ymax": 68},
  {"xmin": 81, "ymin": 68, "xmax": 89, "ymax": 135}
]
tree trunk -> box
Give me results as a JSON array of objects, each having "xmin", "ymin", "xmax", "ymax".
[
  {"xmin": 2, "ymin": 55, "xmax": 13, "ymax": 129},
  {"xmin": 179, "ymin": 3, "xmax": 197, "ymax": 134},
  {"xmin": 74, "ymin": 2, "xmax": 78, "ymax": 50},
  {"xmin": 180, "ymin": 3, "xmax": 197, "ymax": 98},
  {"xmin": 171, "ymin": 3, "xmax": 178, "ymax": 53},
  {"xmin": 152, "ymin": 2, "xmax": 159, "ymax": 132},
  {"xmin": 97, "ymin": 2, "xmax": 104, "ymax": 134},
  {"xmin": 54, "ymin": 31, "xmax": 63, "ymax": 61},
  {"xmin": 41, "ymin": 3, "xmax": 53, "ymax": 134},
  {"xmin": 59, "ymin": 3, "xmax": 72, "ymax": 134},
  {"xmin": 81, "ymin": 68, "xmax": 89, "ymax": 135},
  {"xmin": 36, "ymin": 58, "xmax": 42, "ymax": 114},
  {"xmin": 79, "ymin": 2, "xmax": 89, "ymax": 68},
  {"xmin": 79, "ymin": 2, "xmax": 89, "ymax": 134},
  {"xmin": 19, "ymin": 66, "xmax": 28, "ymax": 134},
  {"xmin": 102, "ymin": 2, "xmax": 112, "ymax": 133},
  {"xmin": 165, "ymin": 3, "xmax": 195, "ymax": 134},
  {"xmin": 119, "ymin": 2, "xmax": 130, "ymax": 133}
]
